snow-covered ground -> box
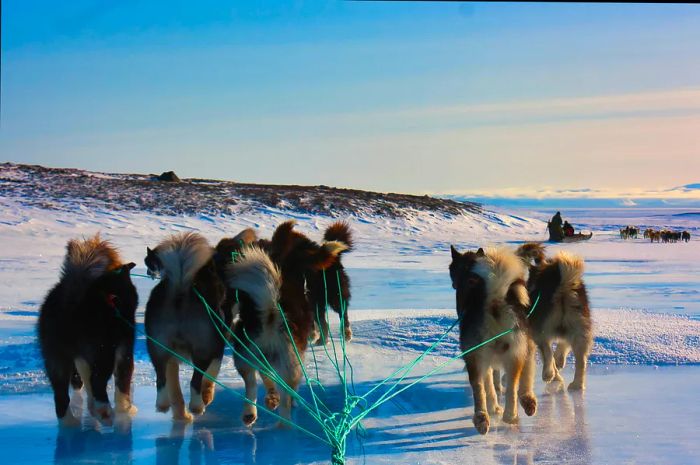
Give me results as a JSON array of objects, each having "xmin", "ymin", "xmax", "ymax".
[{"xmin": 1, "ymin": 180, "xmax": 699, "ymax": 464}]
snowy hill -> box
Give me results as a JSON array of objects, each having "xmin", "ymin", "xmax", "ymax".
[{"xmin": 0, "ymin": 162, "xmax": 480, "ymax": 218}]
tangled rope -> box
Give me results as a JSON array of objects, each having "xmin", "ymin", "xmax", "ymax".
[{"xmin": 124, "ymin": 269, "xmax": 540, "ymax": 464}]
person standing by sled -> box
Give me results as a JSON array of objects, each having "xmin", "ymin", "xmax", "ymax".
[{"xmin": 548, "ymin": 211, "xmax": 564, "ymax": 242}]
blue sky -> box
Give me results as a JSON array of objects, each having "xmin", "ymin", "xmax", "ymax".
[{"xmin": 2, "ymin": 1, "xmax": 700, "ymax": 195}]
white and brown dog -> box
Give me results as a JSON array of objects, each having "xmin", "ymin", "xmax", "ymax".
[
  {"xmin": 224, "ymin": 221, "xmax": 347, "ymax": 426},
  {"xmin": 517, "ymin": 244, "xmax": 593, "ymax": 391},
  {"xmin": 144, "ymin": 232, "xmax": 227, "ymax": 422},
  {"xmin": 450, "ymin": 245, "xmax": 537, "ymax": 435}
]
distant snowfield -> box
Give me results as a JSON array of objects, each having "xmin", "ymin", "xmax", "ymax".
[{"xmin": 1, "ymin": 194, "xmax": 699, "ymax": 464}]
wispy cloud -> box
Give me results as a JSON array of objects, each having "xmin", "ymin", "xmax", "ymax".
[{"xmin": 439, "ymin": 184, "xmax": 700, "ymax": 200}]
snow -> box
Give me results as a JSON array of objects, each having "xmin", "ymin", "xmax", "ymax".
[{"xmin": 1, "ymin": 170, "xmax": 700, "ymax": 464}]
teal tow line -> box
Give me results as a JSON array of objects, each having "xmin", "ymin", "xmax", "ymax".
[{"xmin": 128, "ymin": 268, "xmax": 540, "ymax": 465}]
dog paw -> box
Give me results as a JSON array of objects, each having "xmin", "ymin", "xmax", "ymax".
[
  {"xmin": 242, "ymin": 413, "xmax": 257, "ymax": 427},
  {"xmin": 502, "ymin": 412, "xmax": 519, "ymax": 425},
  {"xmin": 201, "ymin": 383, "xmax": 215, "ymax": 406},
  {"xmin": 156, "ymin": 402, "xmax": 170, "ymax": 413},
  {"xmin": 189, "ymin": 401, "xmax": 205, "ymax": 416},
  {"xmin": 156, "ymin": 390, "xmax": 170, "ymax": 413},
  {"xmin": 173, "ymin": 410, "xmax": 194, "ymax": 423},
  {"xmin": 542, "ymin": 367, "xmax": 556, "ymax": 383},
  {"xmin": 519, "ymin": 394, "xmax": 537, "ymax": 417},
  {"xmin": 93, "ymin": 402, "xmax": 114, "ymax": 427},
  {"xmin": 59, "ymin": 411, "xmax": 81, "ymax": 428},
  {"xmin": 568, "ymin": 381, "xmax": 585, "ymax": 392},
  {"xmin": 473, "ymin": 411, "xmax": 490, "ymax": 435},
  {"xmin": 344, "ymin": 328, "xmax": 353, "ymax": 342},
  {"xmin": 265, "ymin": 392, "xmax": 280, "ymax": 410},
  {"xmin": 116, "ymin": 403, "xmax": 138, "ymax": 416}
]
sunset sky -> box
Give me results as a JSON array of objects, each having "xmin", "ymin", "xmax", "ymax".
[{"xmin": 2, "ymin": 1, "xmax": 699, "ymax": 196}]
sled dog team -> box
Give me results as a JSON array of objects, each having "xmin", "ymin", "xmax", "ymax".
[{"xmin": 39, "ymin": 222, "xmax": 592, "ymax": 436}]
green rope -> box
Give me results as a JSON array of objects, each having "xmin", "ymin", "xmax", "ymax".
[
  {"xmin": 111, "ymin": 302, "xmax": 330, "ymax": 445},
  {"xmin": 128, "ymin": 268, "xmax": 542, "ymax": 465},
  {"xmin": 192, "ymin": 288, "xmax": 333, "ymax": 426}
]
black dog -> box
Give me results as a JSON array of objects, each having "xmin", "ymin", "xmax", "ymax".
[{"xmin": 38, "ymin": 234, "xmax": 138, "ymax": 427}]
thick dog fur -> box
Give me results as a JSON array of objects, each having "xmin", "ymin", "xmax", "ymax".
[
  {"xmin": 38, "ymin": 234, "xmax": 138, "ymax": 427},
  {"xmin": 515, "ymin": 242, "xmax": 547, "ymax": 267},
  {"xmin": 214, "ymin": 227, "xmax": 260, "ymax": 325},
  {"xmin": 523, "ymin": 248, "xmax": 593, "ymax": 391},
  {"xmin": 227, "ymin": 221, "xmax": 346, "ymax": 427},
  {"xmin": 450, "ymin": 245, "xmax": 537, "ymax": 435},
  {"xmin": 307, "ymin": 221, "xmax": 354, "ymax": 344},
  {"xmin": 144, "ymin": 232, "xmax": 226, "ymax": 422}
]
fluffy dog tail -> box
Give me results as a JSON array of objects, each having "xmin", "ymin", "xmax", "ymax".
[
  {"xmin": 555, "ymin": 251, "xmax": 585, "ymax": 290},
  {"xmin": 225, "ymin": 245, "xmax": 282, "ymax": 322},
  {"xmin": 324, "ymin": 221, "xmax": 353, "ymax": 253},
  {"xmin": 270, "ymin": 220, "xmax": 347, "ymax": 270},
  {"xmin": 154, "ymin": 232, "xmax": 214, "ymax": 289},
  {"xmin": 60, "ymin": 233, "xmax": 122, "ymax": 306},
  {"xmin": 515, "ymin": 242, "xmax": 546, "ymax": 266},
  {"xmin": 473, "ymin": 247, "xmax": 530, "ymax": 308}
]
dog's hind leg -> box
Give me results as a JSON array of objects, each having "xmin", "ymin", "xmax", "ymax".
[
  {"xmin": 74, "ymin": 358, "xmax": 94, "ymax": 414},
  {"xmin": 466, "ymin": 360, "xmax": 490, "ymax": 435},
  {"xmin": 485, "ymin": 368, "xmax": 503, "ymax": 416},
  {"xmin": 70, "ymin": 366, "xmax": 83, "ymax": 391},
  {"xmin": 236, "ymin": 356, "xmax": 258, "ymax": 427},
  {"xmin": 554, "ymin": 341, "xmax": 571, "ymax": 369},
  {"xmin": 492, "ymin": 369, "xmax": 504, "ymax": 394},
  {"xmin": 201, "ymin": 357, "xmax": 222, "ymax": 407},
  {"xmin": 87, "ymin": 352, "xmax": 116, "ymax": 426},
  {"xmin": 568, "ymin": 334, "xmax": 592, "ymax": 391},
  {"xmin": 276, "ymin": 358, "xmax": 302, "ymax": 427},
  {"xmin": 502, "ymin": 356, "xmax": 524, "ymax": 425},
  {"xmin": 189, "ymin": 356, "xmax": 220, "ymax": 415},
  {"xmin": 153, "ymin": 359, "xmax": 171, "ymax": 414},
  {"xmin": 113, "ymin": 344, "xmax": 137, "ymax": 415},
  {"xmin": 47, "ymin": 358, "xmax": 80, "ymax": 427},
  {"xmin": 518, "ymin": 345, "xmax": 537, "ymax": 417},
  {"xmin": 538, "ymin": 340, "xmax": 561, "ymax": 384},
  {"xmin": 166, "ymin": 359, "xmax": 192, "ymax": 422},
  {"xmin": 341, "ymin": 309, "xmax": 352, "ymax": 342},
  {"xmin": 313, "ymin": 305, "xmax": 328, "ymax": 346}
]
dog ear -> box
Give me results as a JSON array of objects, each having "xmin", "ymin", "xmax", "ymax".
[
  {"xmin": 147, "ymin": 247, "xmax": 153, "ymax": 255},
  {"xmin": 476, "ymin": 247, "xmax": 485, "ymax": 256},
  {"xmin": 124, "ymin": 262, "xmax": 136, "ymax": 271},
  {"xmin": 450, "ymin": 245, "xmax": 460, "ymax": 260}
]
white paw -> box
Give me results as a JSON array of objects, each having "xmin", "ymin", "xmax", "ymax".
[
  {"xmin": 542, "ymin": 367, "xmax": 556, "ymax": 383},
  {"xmin": 189, "ymin": 400, "xmax": 205, "ymax": 416},
  {"xmin": 488, "ymin": 404, "xmax": 504, "ymax": 416},
  {"xmin": 92, "ymin": 401, "xmax": 114, "ymax": 426},
  {"xmin": 568, "ymin": 381, "xmax": 585, "ymax": 392},
  {"xmin": 173, "ymin": 409, "xmax": 194, "ymax": 423},
  {"xmin": 59, "ymin": 411, "xmax": 81, "ymax": 428}
]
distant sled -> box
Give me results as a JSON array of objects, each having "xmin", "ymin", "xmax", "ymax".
[
  {"xmin": 546, "ymin": 219, "xmax": 592, "ymax": 243},
  {"xmin": 549, "ymin": 232, "xmax": 593, "ymax": 243}
]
